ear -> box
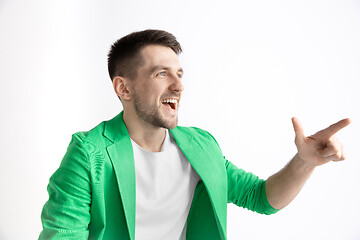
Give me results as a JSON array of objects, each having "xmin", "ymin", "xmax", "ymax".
[{"xmin": 113, "ymin": 76, "xmax": 132, "ymax": 101}]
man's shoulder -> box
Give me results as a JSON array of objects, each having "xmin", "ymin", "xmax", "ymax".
[
  {"xmin": 71, "ymin": 120, "xmax": 108, "ymax": 145},
  {"xmin": 174, "ymin": 125, "xmax": 211, "ymax": 137},
  {"xmin": 172, "ymin": 126, "xmax": 220, "ymax": 146},
  {"xmin": 72, "ymin": 112, "xmax": 125, "ymax": 142}
]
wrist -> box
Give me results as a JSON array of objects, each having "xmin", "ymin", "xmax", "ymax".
[{"xmin": 293, "ymin": 153, "xmax": 317, "ymax": 172}]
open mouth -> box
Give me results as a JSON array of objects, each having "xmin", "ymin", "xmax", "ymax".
[{"xmin": 161, "ymin": 98, "xmax": 177, "ymax": 110}]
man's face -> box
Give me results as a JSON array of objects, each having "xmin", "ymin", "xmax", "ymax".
[{"xmin": 129, "ymin": 45, "xmax": 184, "ymax": 129}]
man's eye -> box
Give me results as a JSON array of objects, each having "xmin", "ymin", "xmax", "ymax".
[
  {"xmin": 177, "ymin": 73, "xmax": 183, "ymax": 78},
  {"xmin": 157, "ymin": 72, "xmax": 166, "ymax": 77}
]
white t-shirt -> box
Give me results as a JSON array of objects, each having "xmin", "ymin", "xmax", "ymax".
[{"xmin": 131, "ymin": 130, "xmax": 200, "ymax": 240}]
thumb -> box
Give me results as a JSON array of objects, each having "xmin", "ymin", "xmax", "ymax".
[{"xmin": 292, "ymin": 117, "xmax": 305, "ymax": 145}]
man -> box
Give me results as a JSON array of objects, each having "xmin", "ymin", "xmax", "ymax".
[{"xmin": 39, "ymin": 29, "xmax": 351, "ymax": 240}]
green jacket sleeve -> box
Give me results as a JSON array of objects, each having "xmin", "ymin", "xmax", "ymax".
[
  {"xmin": 39, "ymin": 133, "xmax": 92, "ymax": 240},
  {"xmin": 226, "ymin": 160, "xmax": 279, "ymax": 215},
  {"xmin": 200, "ymin": 128, "xmax": 279, "ymax": 215}
]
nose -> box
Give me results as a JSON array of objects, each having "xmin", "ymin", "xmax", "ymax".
[{"xmin": 169, "ymin": 75, "xmax": 184, "ymax": 93}]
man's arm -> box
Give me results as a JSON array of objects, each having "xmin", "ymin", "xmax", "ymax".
[
  {"xmin": 265, "ymin": 117, "xmax": 351, "ymax": 210},
  {"xmin": 39, "ymin": 133, "xmax": 92, "ymax": 239}
]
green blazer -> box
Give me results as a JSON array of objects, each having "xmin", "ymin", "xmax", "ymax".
[{"xmin": 40, "ymin": 112, "xmax": 278, "ymax": 240}]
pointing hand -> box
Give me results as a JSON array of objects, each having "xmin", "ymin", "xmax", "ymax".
[{"xmin": 291, "ymin": 117, "xmax": 351, "ymax": 167}]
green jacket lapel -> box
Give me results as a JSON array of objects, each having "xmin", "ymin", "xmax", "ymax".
[
  {"xmin": 170, "ymin": 128, "xmax": 227, "ymax": 237},
  {"xmin": 103, "ymin": 112, "xmax": 136, "ymax": 240}
]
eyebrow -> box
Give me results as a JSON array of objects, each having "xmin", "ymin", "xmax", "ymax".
[{"xmin": 150, "ymin": 65, "xmax": 183, "ymax": 74}]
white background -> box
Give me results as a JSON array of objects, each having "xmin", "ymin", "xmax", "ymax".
[{"xmin": 0, "ymin": 0, "xmax": 359, "ymax": 239}]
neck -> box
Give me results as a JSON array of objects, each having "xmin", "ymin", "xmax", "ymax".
[{"xmin": 123, "ymin": 109, "xmax": 166, "ymax": 152}]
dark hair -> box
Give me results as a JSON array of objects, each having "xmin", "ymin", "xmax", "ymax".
[{"xmin": 107, "ymin": 29, "xmax": 182, "ymax": 81}]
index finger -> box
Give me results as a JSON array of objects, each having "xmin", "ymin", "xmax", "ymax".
[{"xmin": 321, "ymin": 118, "xmax": 351, "ymax": 138}]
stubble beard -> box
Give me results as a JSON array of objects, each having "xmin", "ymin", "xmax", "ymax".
[{"xmin": 132, "ymin": 93, "xmax": 178, "ymax": 129}]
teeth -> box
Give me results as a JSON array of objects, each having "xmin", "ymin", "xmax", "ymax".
[{"xmin": 162, "ymin": 99, "xmax": 177, "ymax": 104}]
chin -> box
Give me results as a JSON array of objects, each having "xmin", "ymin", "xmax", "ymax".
[
  {"xmin": 150, "ymin": 112, "xmax": 178, "ymax": 129},
  {"xmin": 166, "ymin": 124, "xmax": 177, "ymax": 129},
  {"xmin": 163, "ymin": 120, "xmax": 178, "ymax": 129},
  {"xmin": 163, "ymin": 117, "xmax": 178, "ymax": 129}
]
